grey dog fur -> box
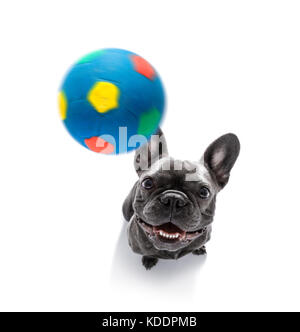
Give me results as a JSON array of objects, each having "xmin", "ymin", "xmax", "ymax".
[{"xmin": 122, "ymin": 129, "xmax": 240, "ymax": 269}]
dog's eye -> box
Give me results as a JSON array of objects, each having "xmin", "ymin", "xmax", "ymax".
[
  {"xmin": 141, "ymin": 178, "xmax": 154, "ymax": 189},
  {"xmin": 199, "ymin": 186, "xmax": 210, "ymax": 199}
]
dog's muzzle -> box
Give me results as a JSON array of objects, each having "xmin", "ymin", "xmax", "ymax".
[{"xmin": 136, "ymin": 216, "xmax": 206, "ymax": 244}]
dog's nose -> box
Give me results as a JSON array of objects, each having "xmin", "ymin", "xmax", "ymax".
[{"xmin": 159, "ymin": 191, "xmax": 187, "ymax": 209}]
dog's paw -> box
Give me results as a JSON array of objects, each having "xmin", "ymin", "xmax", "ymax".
[
  {"xmin": 142, "ymin": 256, "xmax": 158, "ymax": 270},
  {"xmin": 192, "ymin": 246, "xmax": 207, "ymax": 256}
]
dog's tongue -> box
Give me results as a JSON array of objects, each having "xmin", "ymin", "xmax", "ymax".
[{"xmin": 154, "ymin": 222, "xmax": 185, "ymax": 235}]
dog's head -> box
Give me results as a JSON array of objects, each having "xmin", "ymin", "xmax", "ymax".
[{"xmin": 131, "ymin": 130, "xmax": 240, "ymax": 251}]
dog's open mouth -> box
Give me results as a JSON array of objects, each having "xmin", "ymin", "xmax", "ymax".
[{"xmin": 137, "ymin": 216, "xmax": 206, "ymax": 243}]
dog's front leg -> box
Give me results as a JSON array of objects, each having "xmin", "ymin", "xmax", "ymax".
[
  {"xmin": 192, "ymin": 246, "xmax": 207, "ymax": 255},
  {"xmin": 142, "ymin": 256, "xmax": 158, "ymax": 270}
]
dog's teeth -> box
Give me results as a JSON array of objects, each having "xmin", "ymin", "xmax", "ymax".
[{"xmin": 157, "ymin": 231, "xmax": 182, "ymax": 239}]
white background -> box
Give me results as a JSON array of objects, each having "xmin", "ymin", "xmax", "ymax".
[{"xmin": 0, "ymin": 0, "xmax": 299, "ymax": 312}]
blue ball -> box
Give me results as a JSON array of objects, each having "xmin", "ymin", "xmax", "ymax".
[{"xmin": 58, "ymin": 48, "xmax": 165, "ymax": 154}]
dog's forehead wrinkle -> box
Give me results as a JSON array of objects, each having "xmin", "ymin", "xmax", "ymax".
[
  {"xmin": 139, "ymin": 157, "xmax": 218, "ymax": 195},
  {"xmin": 158, "ymin": 158, "xmax": 198, "ymax": 172},
  {"xmin": 144, "ymin": 157, "xmax": 215, "ymax": 184}
]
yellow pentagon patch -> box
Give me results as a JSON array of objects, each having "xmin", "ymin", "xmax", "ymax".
[
  {"xmin": 58, "ymin": 91, "xmax": 67, "ymax": 120},
  {"xmin": 87, "ymin": 82, "xmax": 120, "ymax": 113}
]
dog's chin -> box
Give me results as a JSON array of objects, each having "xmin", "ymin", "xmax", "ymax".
[{"xmin": 136, "ymin": 216, "xmax": 206, "ymax": 252}]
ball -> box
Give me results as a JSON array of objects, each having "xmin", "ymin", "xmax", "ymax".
[{"xmin": 58, "ymin": 48, "xmax": 165, "ymax": 154}]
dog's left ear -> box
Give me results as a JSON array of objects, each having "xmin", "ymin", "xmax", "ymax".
[
  {"xmin": 134, "ymin": 128, "xmax": 168, "ymax": 176},
  {"xmin": 203, "ymin": 133, "xmax": 240, "ymax": 189}
]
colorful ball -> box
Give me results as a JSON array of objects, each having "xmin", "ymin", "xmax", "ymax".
[{"xmin": 58, "ymin": 48, "xmax": 165, "ymax": 154}]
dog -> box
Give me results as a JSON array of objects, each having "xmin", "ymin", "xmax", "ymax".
[{"xmin": 122, "ymin": 129, "xmax": 240, "ymax": 269}]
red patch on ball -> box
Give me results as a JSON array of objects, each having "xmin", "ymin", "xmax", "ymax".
[
  {"xmin": 84, "ymin": 136, "xmax": 114, "ymax": 154},
  {"xmin": 131, "ymin": 55, "xmax": 156, "ymax": 80}
]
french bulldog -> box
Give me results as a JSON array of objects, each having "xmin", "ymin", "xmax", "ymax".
[{"xmin": 122, "ymin": 129, "xmax": 240, "ymax": 269}]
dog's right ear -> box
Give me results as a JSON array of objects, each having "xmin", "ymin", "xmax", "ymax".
[
  {"xmin": 203, "ymin": 133, "xmax": 240, "ymax": 189},
  {"xmin": 134, "ymin": 128, "xmax": 168, "ymax": 176}
]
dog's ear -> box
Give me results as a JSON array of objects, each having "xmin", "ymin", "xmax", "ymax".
[
  {"xmin": 134, "ymin": 128, "xmax": 168, "ymax": 176},
  {"xmin": 203, "ymin": 133, "xmax": 240, "ymax": 189}
]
